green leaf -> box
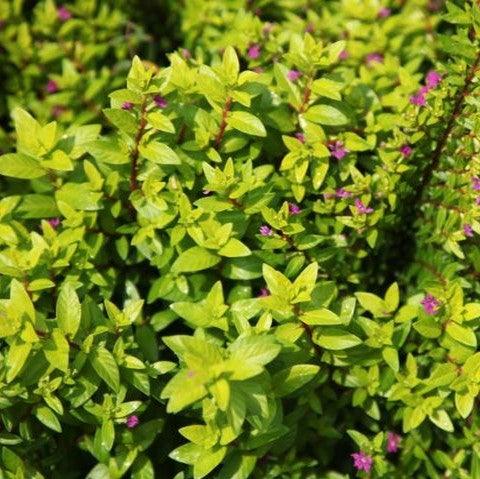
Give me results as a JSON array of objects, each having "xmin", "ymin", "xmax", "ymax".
[
  {"xmin": 429, "ymin": 409, "xmax": 454, "ymax": 432},
  {"xmin": 382, "ymin": 347, "xmax": 399, "ymax": 372},
  {"xmin": 413, "ymin": 317, "xmax": 441, "ymax": 338},
  {"xmin": 56, "ymin": 283, "xmax": 81, "ymax": 337},
  {"xmin": 301, "ymin": 308, "xmax": 342, "ymax": 326},
  {"xmin": 103, "ymin": 108, "xmax": 138, "ymax": 135},
  {"xmin": 228, "ymin": 111, "xmax": 266, "ymax": 137},
  {"xmin": 90, "ymin": 346, "xmax": 120, "ymax": 392},
  {"xmin": 147, "ymin": 112, "xmax": 175, "ymax": 133},
  {"xmin": 87, "ymin": 138, "xmax": 130, "ymax": 164},
  {"xmin": 446, "ymin": 322, "xmax": 477, "ymax": 347},
  {"xmin": 273, "ymin": 364, "xmax": 320, "ymax": 396},
  {"xmin": 193, "ymin": 446, "xmax": 227, "ymax": 479},
  {"xmin": 218, "ymin": 238, "xmax": 251, "ymax": 257},
  {"xmin": 35, "ymin": 405, "xmax": 62, "ymax": 432},
  {"xmin": 455, "ymin": 392, "xmax": 474, "ymax": 419},
  {"xmin": 222, "ymin": 46, "xmax": 240, "ymax": 84},
  {"xmin": 355, "ymin": 292, "xmax": 387, "ymax": 317},
  {"xmin": 0, "ymin": 153, "xmax": 45, "ymax": 179},
  {"xmin": 304, "ymin": 104, "xmax": 348, "ymax": 126},
  {"xmin": 6, "ymin": 341, "xmax": 31, "ymax": 383},
  {"xmin": 384, "ymin": 282, "xmax": 400, "ymax": 312},
  {"xmin": 311, "ymin": 78, "xmax": 342, "ymax": 100},
  {"xmin": 262, "ymin": 264, "xmax": 291, "ymax": 297},
  {"xmin": 139, "ymin": 141, "xmax": 181, "ymax": 165},
  {"xmin": 172, "ymin": 246, "xmax": 221, "ymax": 273},
  {"xmin": 313, "ymin": 329, "xmax": 362, "ymax": 350}
]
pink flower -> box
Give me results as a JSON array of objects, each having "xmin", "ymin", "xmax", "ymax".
[
  {"xmin": 386, "ymin": 432, "xmax": 401, "ymax": 453},
  {"xmin": 476, "ymin": 196, "xmax": 480, "ymax": 205},
  {"xmin": 181, "ymin": 48, "xmax": 191, "ymax": 59},
  {"xmin": 51, "ymin": 105, "xmax": 66, "ymax": 118},
  {"xmin": 328, "ymin": 140, "xmax": 348, "ymax": 160},
  {"xmin": 247, "ymin": 44, "xmax": 261, "ymax": 59},
  {"xmin": 421, "ymin": 294, "xmax": 440, "ymax": 315},
  {"xmin": 259, "ymin": 225, "xmax": 273, "ymax": 236},
  {"xmin": 57, "ymin": 6, "xmax": 72, "ymax": 22},
  {"xmin": 122, "ymin": 101, "xmax": 134, "ymax": 111},
  {"xmin": 48, "ymin": 218, "xmax": 61, "ymax": 229},
  {"xmin": 355, "ymin": 198, "xmax": 374, "ymax": 214},
  {"xmin": 366, "ymin": 53, "xmax": 384, "ymax": 65},
  {"xmin": 410, "ymin": 90, "xmax": 427, "ymax": 106},
  {"xmin": 472, "ymin": 176, "xmax": 480, "ymax": 191},
  {"xmin": 336, "ymin": 188, "xmax": 352, "ymax": 198},
  {"xmin": 287, "ymin": 70, "xmax": 302, "ymax": 81},
  {"xmin": 126, "ymin": 415, "xmax": 139, "ymax": 429},
  {"xmin": 426, "ymin": 70, "xmax": 442, "ymax": 89},
  {"xmin": 288, "ymin": 203, "xmax": 301, "ymax": 215},
  {"xmin": 154, "ymin": 95, "xmax": 167, "ymax": 108},
  {"xmin": 46, "ymin": 80, "xmax": 59, "ymax": 94},
  {"xmin": 258, "ymin": 287, "xmax": 270, "ymax": 297},
  {"xmin": 464, "ymin": 224, "xmax": 474, "ymax": 237},
  {"xmin": 295, "ymin": 132, "xmax": 305, "ymax": 143},
  {"xmin": 339, "ymin": 49, "xmax": 349, "ymax": 60},
  {"xmin": 351, "ymin": 452, "xmax": 373, "ymax": 473},
  {"xmin": 400, "ymin": 145, "xmax": 412, "ymax": 157},
  {"xmin": 378, "ymin": 7, "xmax": 391, "ymax": 18}
]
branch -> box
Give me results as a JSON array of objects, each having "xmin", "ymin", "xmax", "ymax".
[
  {"xmin": 130, "ymin": 99, "xmax": 148, "ymax": 192},
  {"xmin": 214, "ymin": 96, "xmax": 232, "ymax": 149}
]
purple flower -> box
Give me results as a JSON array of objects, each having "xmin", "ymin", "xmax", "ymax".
[
  {"xmin": 258, "ymin": 287, "xmax": 270, "ymax": 297},
  {"xmin": 295, "ymin": 132, "xmax": 305, "ymax": 143},
  {"xmin": 259, "ymin": 225, "xmax": 273, "ymax": 236},
  {"xmin": 351, "ymin": 452, "xmax": 373, "ymax": 473},
  {"xmin": 366, "ymin": 53, "xmax": 384, "ymax": 65},
  {"xmin": 154, "ymin": 95, "xmax": 167, "ymax": 108},
  {"xmin": 464, "ymin": 224, "xmax": 474, "ymax": 237},
  {"xmin": 57, "ymin": 6, "xmax": 72, "ymax": 22},
  {"xmin": 421, "ymin": 294, "xmax": 440, "ymax": 315},
  {"xmin": 328, "ymin": 140, "xmax": 348, "ymax": 160},
  {"xmin": 426, "ymin": 70, "xmax": 442, "ymax": 89},
  {"xmin": 288, "ymin": 203, "xmax": 301, "ymax": 215},
  {"xmin": 378, "ymin": 7, "xmax": 391, "ymax": 18},
  {"xmin": 48, "ymin": 218, "xmax": 61, "ymax": 229},
  {"xmin": 51, "ymin": 105, "xmax": 66, "ymax": 118},
  {"xmin": 339, "ymin": 49, "xmax": 349, "ymax": 60},
  {"xmin": 386, "ymin": 432, "xmax": 401, "ymax": 453},
  {"xmin": 287, "ymin": 70, "xmax": 302, "ymax": 81},
  {"xmin": 126, "ymin": 415, "xmax": 139, "ymax": 429},
  {"xmin": 122, "ymin": 101, "xmax": 134, "ymax": 111},
  {"xmin": 336, "ymin": 188, "xmax": 352, "ymax": 198},
  {"xmin": 472, "ymin": 177, "xmax": 480, "ymax": 191},
  {"xmin": 410, "ymin": 90, "xmax": 427, "ymax": 106},
  {"xmin": 46, "ymin": 80, "xmax": 59, "ymax": 94},
  {"xmin": 247, "ymin": 44, "xmax": 261, "ymax": 60},
  {"xmin": 400, "ymin": 145, "xmax": 412, "ymax": 157},
  {"xmin": 355, "ymin": 198, "xmax": 374, "ymax": 214}
]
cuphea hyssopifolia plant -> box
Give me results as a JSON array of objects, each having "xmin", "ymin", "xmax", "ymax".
[
  {"xmin": 0, "ymin": 0, "xmax": 147, "ymax": 142},
  {"xmin": 1, "ymin": 6, "xmax": 480, "ymax": 477}
]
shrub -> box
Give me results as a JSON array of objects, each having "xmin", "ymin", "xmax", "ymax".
[{"xmin": 0, "ymin": 1, "xmax": 480, "ymax": 478}]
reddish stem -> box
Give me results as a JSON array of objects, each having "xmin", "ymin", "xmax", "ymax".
[{"xmin": 215, "ymin": 96, "xmax": 232, "ymax": 149}]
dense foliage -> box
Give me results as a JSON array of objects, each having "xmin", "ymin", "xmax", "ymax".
[{"xmin": 1, "ymin": 0, "xmax": 480, "ymax": 478}]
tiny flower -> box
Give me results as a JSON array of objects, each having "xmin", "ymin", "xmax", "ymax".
[
  {"xmin": 287, "ymin": 69, "xmax": 302, "ymax": 81},
  {"xmin": 323, "ymin": 192, "xmax": 335, "ymax": 200},
  {"xmin": 258, "ymin": 287, "xmax": 270, "ymax": 297},
  {"xmin": 121, "ymin": 101, "xmax": 134, "ymax": 111},
  {"xmin": 410, "ymin": 90, "xmax": 426, "ymax": 106},
  {"xmin": 339, "ymin": 49, "xmax": 349, "ymax": 60},
  {"xmin": 247, "ymin": 44, "xmax": 261, "ymax": 59},
  {"xmin": 57, "ymin": 6, "xmax": 72, "ymax": 22},
  {"xmin": 351, "ymin": 452, "xmax": 373, "ymax": 473},
  {"xmin": 288, "ymin": 203, "xmax": 301, "ymax": 215},
  {"xmin": 295, "ymin": 132, "xmax": 305, "ymax": 143},
  {"xmin": 476, "ymin": 196, "xmax": 480, "ymax": 205},
  {"xmin": 386, "ymin": 432, "xmax": 401, "ymax": 453},
  {"xmin": 464, "ymin": 224, "xmax": 474, "ymax": 237},
  {"xmin": 153, "ymin": 95, "xmax": 167, "ymax": 108},
  {"xmin": 181, "ymin": 48, "xmax": 191, "ymax": 59},
  {"xmin": 472, "ymin": 176, "xmax": 480, "ymax": 191},
  {"xmin": 336, "ymin": 188, "xmax": 352, "ymax": 198},
  {"xmin": 400, "ymin": 145, "xmax": 413, "ymax": 157},
  {"xmin": 426, "ymin": 70, "xmax": 442, "ymax": 89},
  {"xmin": 187, "ymin": 370, "xmax": 195, "ymax": 378},
  {"xmin": 305, "ymin": 22, "xmax": 315, "ymax": 34},
  {"xmin": 355, "ymin": 198, "xmax": 374, "ymax": 214},
  {"xmin": 421, "ymin": 293, "xmax": 440, "ymax": 315},
  {"xmin": 259, "ymin": 225, "xmax": 273, "ymax": 236},
  {"xmin": 126, "ymin": 415, "xmax": 139, "ymax": 429},
  {"xmin": 253, "ymin": 66, "xmax": 264, "ymax": 74},
  {"xmin": 378, "ymin": 7, "xmax": 391, "ymax": 18},
  {"xmin": 48, "ymin": 218, "xmax": 61, "ymax": 229},
  {"xmin": 366, "ymin": 52, "xmax": 384, "ymax": 65},
  {"xmin": 328, "ymin": 140, "xmax": 348, "ymax": 160},
  {"xmin": 51, "ymin": 105, "xmax": 66, "ymax": 118},
  {"xmin": 46, "ymin": 80, "xmax": 59, "ymax": 94}
]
